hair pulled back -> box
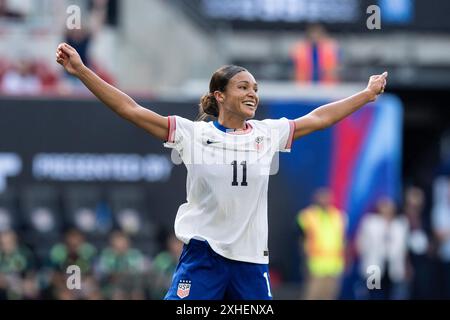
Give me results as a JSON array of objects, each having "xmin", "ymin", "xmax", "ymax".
[{"xmin": 197, "ymin": 65, "xmax": 247, "ymax": 121}]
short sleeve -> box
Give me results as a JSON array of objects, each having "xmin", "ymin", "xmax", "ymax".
[
  {"xmin": 261, "ymin": 118, "xmax": 295, "ymax": 152},
  {"xmin": 163, "ymin": 116, "xmax": 194, "ymax": 153}
]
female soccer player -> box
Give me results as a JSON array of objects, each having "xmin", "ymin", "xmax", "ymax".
[{"xmin": 56, "ymin": 42, "xmax": 387, "ymax": 300}]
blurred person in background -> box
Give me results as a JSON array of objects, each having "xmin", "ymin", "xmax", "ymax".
[
  {"xmin": 403, "ymin": 186, "xmax": 434, "ymax": 299},
  {"xmin": 0, "ymin": 230, "xmax": 38, "ymax": 299},
  {"xmin": 61, "ymin": 0, "xmax": 113, "ymax": 91},
  {"xmin": 290, "ymin": 24, "xmax": 341, "ymax": 84},
  {"xmin": 149, "ymin": 232, "xmax": 183, "ymax": 299},
  {"xmin": 55, "ymin": 42, "xmax": 387, "ymax": 300},
  {"xmin": 0, "ymin": 59, "xmax": 42, "ymax": 95},
  {"xmin": 44, "ymin": 228, "xmax": 97, "ymax": 299},
  {"xmin": 0, "ymin": 0, "xmax": 24, "ymax": 20},
  {"xmin": 297, "ymin": 188, "xmax": 346, "ymax": 300},
  {"xmin": 431, "ymin": 176, "xmax": 450, "ymax": 299},
  {"xmin": 97, "ymin": 230, "xmax": 147, "ymax": 300},
  {"xmin": 356, "ymin": 197, "xmax": 409, "ymax": 300},
  {"xmin": 64, "ymin": 0, "xmax": 107, "ymax": 71},
  {"xmin": 49, "ymin": 228, "xmax": 97, "ymax": 274}
]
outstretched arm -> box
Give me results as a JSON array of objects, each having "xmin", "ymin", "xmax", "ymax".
[
  {"xmin": 293, "ymin": 72, "xmax": 388, "ymax": 140},
  {"xmin": 56, "ymin": 43, "xmax": 168, "ymax": 141}
]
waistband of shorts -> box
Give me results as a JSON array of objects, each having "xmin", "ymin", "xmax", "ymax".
[{"xmin": 187, "ymin": 238, "xmax": 208, "ymax": 247}]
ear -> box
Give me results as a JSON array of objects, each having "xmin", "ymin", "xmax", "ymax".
[{"xmin": 214, "ymin": 91, "xmax": 225, "ymax": 103}]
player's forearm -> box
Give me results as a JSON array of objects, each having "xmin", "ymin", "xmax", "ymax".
[
  {"xmin": 76, "ymin": 65, "xmax": 136, "ymax": 116},
  {"xmin": 312, "ymin": 89, "xmax": 374, "ymax": 128}
]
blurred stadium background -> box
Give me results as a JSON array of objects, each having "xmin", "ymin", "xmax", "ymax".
[{"xmin": 1, "ymin": 0, "xmax": 450, "ymax": 300}]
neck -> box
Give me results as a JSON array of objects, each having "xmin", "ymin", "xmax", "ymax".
[{"xmin": 217, "ymin": 113, "xmax": 247, "ymax": 130}]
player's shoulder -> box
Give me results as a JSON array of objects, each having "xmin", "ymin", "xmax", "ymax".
[{"xmin": 171, "ymin": 116, "xmax": 210, "ymax": 129}]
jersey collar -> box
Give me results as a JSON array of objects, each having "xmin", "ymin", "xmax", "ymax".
[{"xmin": 213, "ymin": 120, "xmax": 252, "ymax": 134}]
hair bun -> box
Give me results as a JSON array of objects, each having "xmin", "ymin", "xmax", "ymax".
[{"xmin": 199, "ymin": 93, "xmax": 219, "ymax": 118}]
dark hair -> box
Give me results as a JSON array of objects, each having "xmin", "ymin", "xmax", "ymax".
[{"xmin": 197, "ymin": 65, "xmax": 247, "ymax": 121}]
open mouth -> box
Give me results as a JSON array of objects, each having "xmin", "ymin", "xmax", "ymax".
[{"xmin": 243, "ymin": 101, "xmax": 257, "ymax": 110}]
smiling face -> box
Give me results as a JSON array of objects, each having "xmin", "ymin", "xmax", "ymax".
[{"xmin": 215, "ymin": 71, "xmax": 259, "ymax": 120}]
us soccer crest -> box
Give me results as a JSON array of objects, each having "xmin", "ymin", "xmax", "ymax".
[
  {"xmin": 255, "ymin": 136, "xmax": 264, "ymax": 152},
  {"xmin": 177, "ymin": 280, "xmax": 191, "ymax": 299}
]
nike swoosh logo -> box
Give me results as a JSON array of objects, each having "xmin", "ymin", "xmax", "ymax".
[{"xmin": 206, "ymin": 140, "xmax": 220, "ymax": 144}]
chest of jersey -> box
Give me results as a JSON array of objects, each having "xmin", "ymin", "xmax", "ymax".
[{"xmin": 183, "ymin": 130, "xmax": 277, "ymax": 193}]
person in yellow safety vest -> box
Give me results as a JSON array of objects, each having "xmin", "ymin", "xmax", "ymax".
[
  {"xmin": 297, "ymin": 187, "xmax": 346, "ymax": 300},
  {"xmin": 290, "ymin": 24, "xmax": 341, "ymax": 84}
]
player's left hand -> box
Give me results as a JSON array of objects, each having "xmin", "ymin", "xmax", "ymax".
[{"xmin": 365, "ymin": 71, "xmax": 388, "ymax": 102}]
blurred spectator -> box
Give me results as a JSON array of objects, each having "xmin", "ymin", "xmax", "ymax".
[
  {"xmin": 65, "ymin": 28, "xmax": 93, "ymax": 70},
  {"xmin": 290, "ymin": 24, "xmax": 341, "ymax": 84},
  {"xmin": 42, "ymin": 228, "xmax": 97, "ymax": 299},
  {"xmin": 0, "ymin": 59, "xmax": 42, "ymax": 95},
  {"xmin": 0, "ymin": 230, "xmax": 38, "ymax": 299},
  {"xmin": 0, "ymin": 0, "xmax": 24, "ymax": 20},
  {"xmin": 431, "ymin": 176, "xmax": 450, "ymax": 299},
  {"xmin": 96, "ymin": 231, "xmax": 147, "ymax": 299},
  {"xmin": 297, "ymin": 188, "xmax": 346, "ymax": 300},
  {"xmin": 404, "ymin": 186, "xmax": 434, "ymax": 299},
  {"xmin": 0, "ymin": 58, "xmax": 8, "ymax": 83},
  {"xmin": 34, "ymin": 62, "xmax": 59, "ymax": 92},
  {"xmin": 356, "ymin": 197, "xmax": 409, "ymax": 300},
  {"xmin": 49, "ymin": 228, "xmax": 97, "ymax": 274},
  {"xmin": 62, "ymin": 0, "xmax": 114, "ymax": 90},
  {"xmin": 149, "ymin": 233, "xmax": 183, "ymax": 299}
]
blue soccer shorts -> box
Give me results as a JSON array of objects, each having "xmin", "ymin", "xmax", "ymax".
[{"xmin": 164, "ymin": 239, "xmax": 273, "ymax": 300}]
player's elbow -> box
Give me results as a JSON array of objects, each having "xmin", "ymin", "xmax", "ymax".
[
  {"xmin": 312, "ymin": 113, "xmax": 332, "ymax": 131},
  {"xmin": 118, "ymin": 101, "xmax": 139, "ymax": 121}
]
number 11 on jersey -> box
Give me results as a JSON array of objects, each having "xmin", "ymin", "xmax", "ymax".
[{"xmin": 231, "ymin": 160, "xmax": 248, "ymax": 186}]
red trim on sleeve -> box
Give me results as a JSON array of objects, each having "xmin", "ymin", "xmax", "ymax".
[
  {"xmin": 166, "ymin": 116, "xmax": 177, "ymax": 143},
  {"xmin": 166, "ymin": 116, "xmax": 171, "ymax": 142},
  {"xmin": 285, "ymin": 120, "xmax": 296, "ymax": 150}
]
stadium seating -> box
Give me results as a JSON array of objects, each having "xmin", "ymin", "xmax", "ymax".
[
  {"xmin": 0, "ymin": 187, "xmax": 20, "ymax": 231},
  {"xmin": 19, "ymin": 184, "xmax": 63, "ymax": 262},
  {"xmin": 107, "ymin": 185, "xmax": 161, "ymax": 256},
  {"xmin": 62, "ymin": 184, "xmax": 113, "ymax": 250}
]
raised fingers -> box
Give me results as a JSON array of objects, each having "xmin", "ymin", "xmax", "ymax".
[
  {"xmin": 56, "ymin": 49, "xmax": 68, "ymax": 60},
  {"xmin": 57, "ymin": 43, "xmax": 75, "ymax": 57},
  {"xmin": 56, "ymin": 52, "xmax": 65, "ymax": 65},
  {"xmin": 381, "ymin": 72, "xmax": 388, "ymax": 88},
  {"xmin": 62, "ymin": 43, "xmax": 77, "ymax": 56},
  {"xmin": 58, "ymin": 46, "xmax": 71, "ymax": 57}
]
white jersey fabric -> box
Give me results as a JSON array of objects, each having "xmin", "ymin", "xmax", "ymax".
[{"xmin": 164, "ymin": 116, "xmax": 295, "ymax": 264}]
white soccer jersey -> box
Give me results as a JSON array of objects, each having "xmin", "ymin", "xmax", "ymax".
[{"xmin": 164, "ymin": 116, "xmax": 295, "ymax": 264}]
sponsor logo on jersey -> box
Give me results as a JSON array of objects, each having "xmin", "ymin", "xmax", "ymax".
[
  {"xmin": 177, "ymin": 280, "xmax": 191, "ymax": 299},
  {"xmin": 206, "ymin": 139, "xmax": 220, "ymax": 145}
]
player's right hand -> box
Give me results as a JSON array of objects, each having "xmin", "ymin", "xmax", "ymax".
[
  {"xmin": 365, "ymin": 71, "xmax": 388, "ymax": 102},
  {"xmin": 56, "ymin": 43, "xmax": 84, "ymax": 76}
]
